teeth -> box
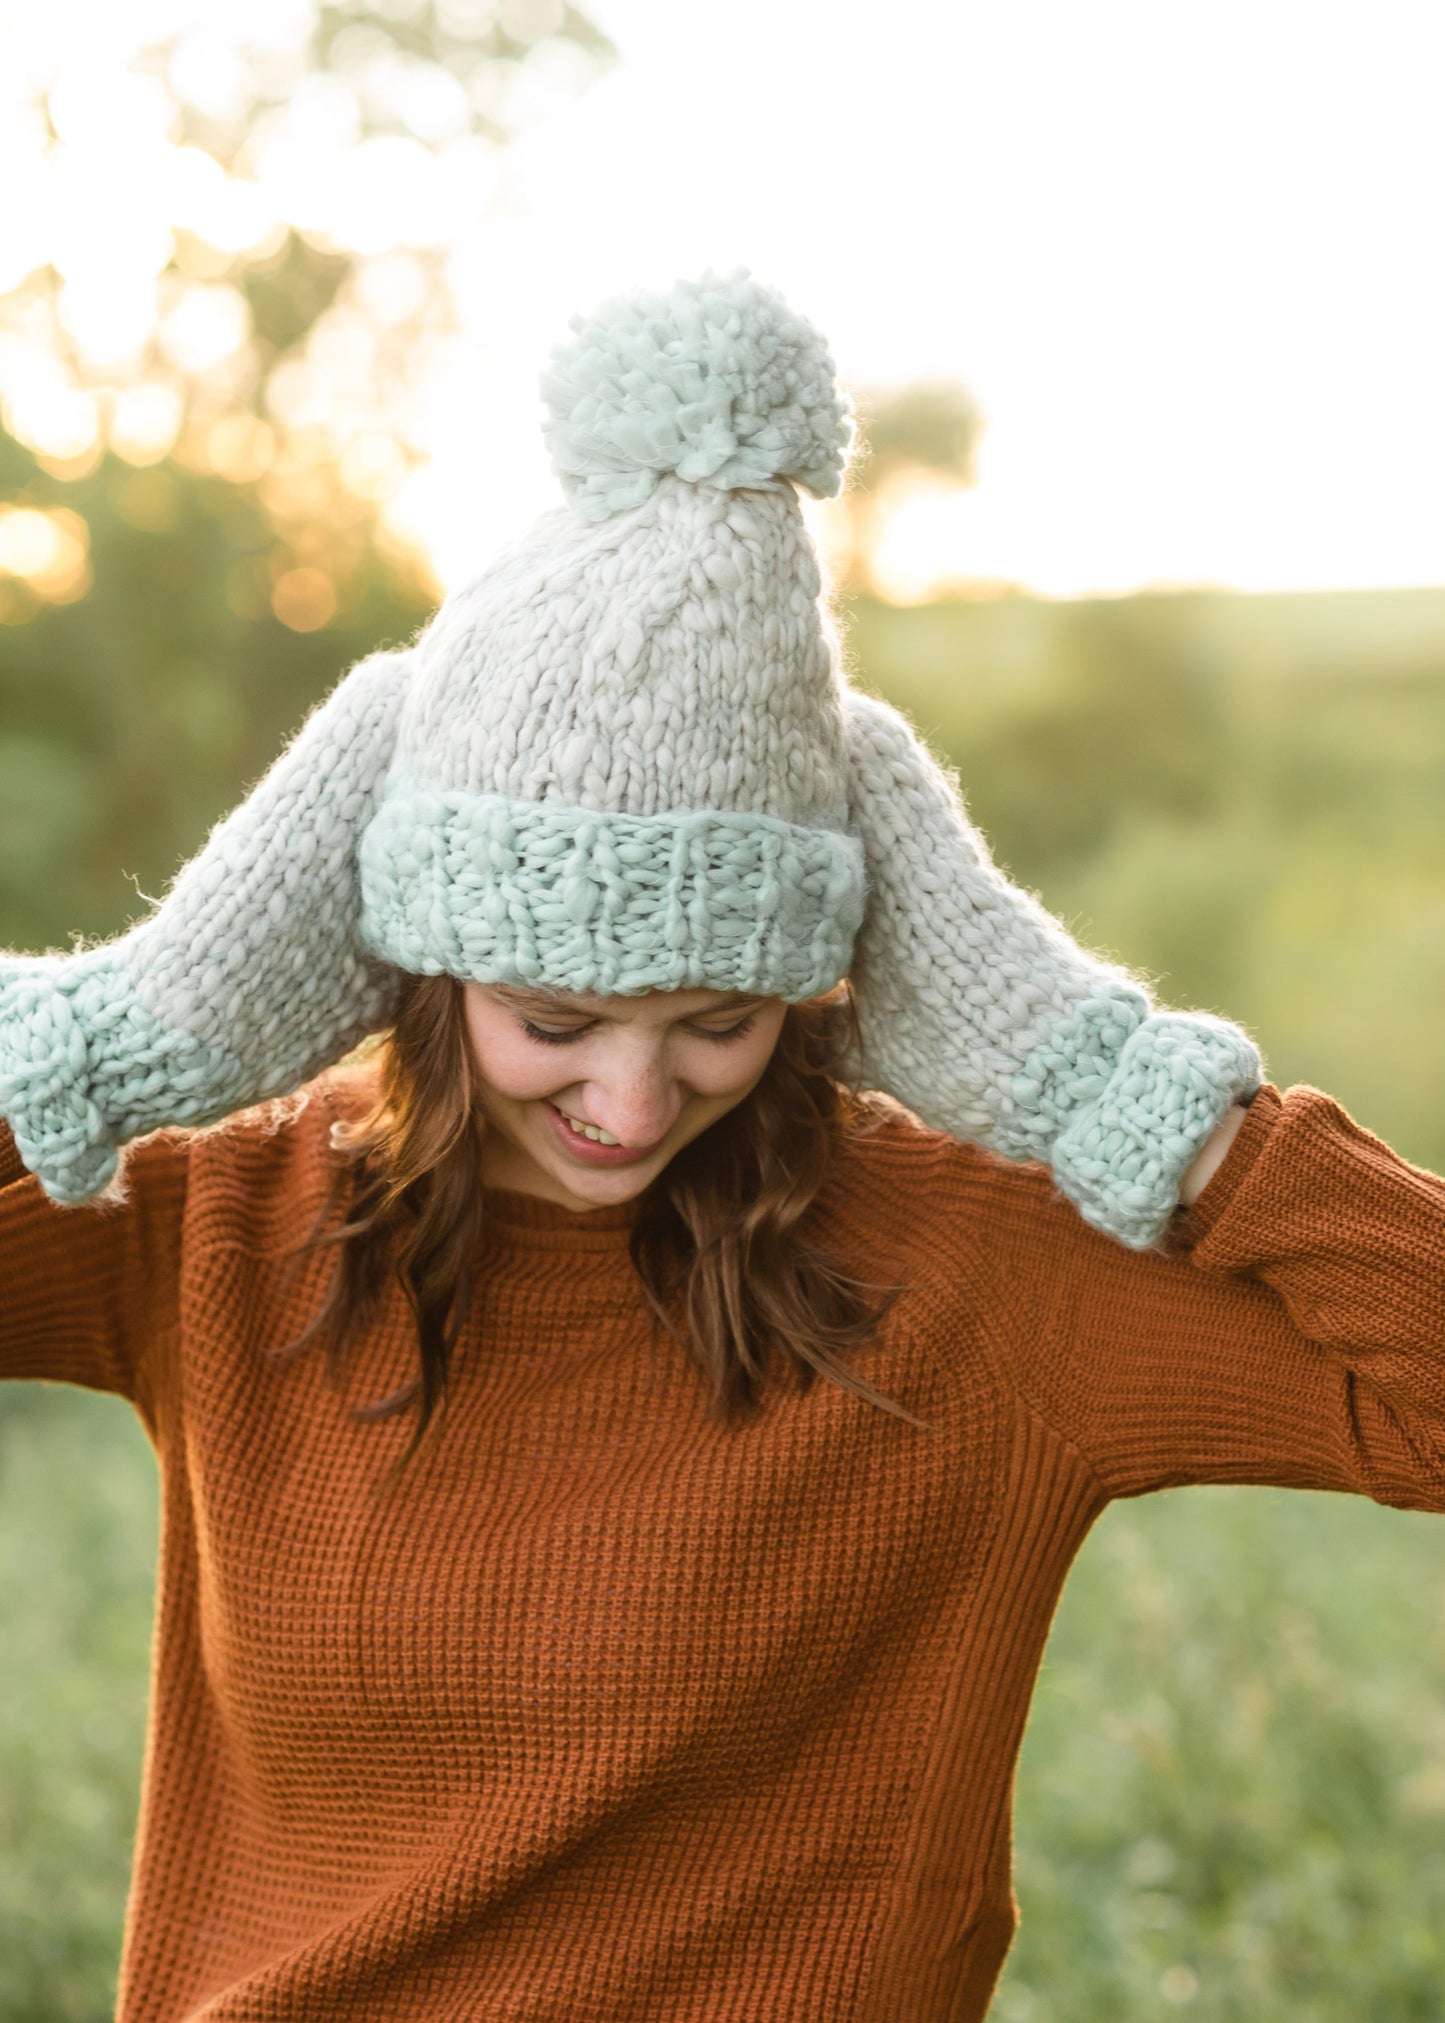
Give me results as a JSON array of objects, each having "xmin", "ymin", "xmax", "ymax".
[{"xmin": 557, "ymin": 1108, "xmax": 621, "ymax": 1147}]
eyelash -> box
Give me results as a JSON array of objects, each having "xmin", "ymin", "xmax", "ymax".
[{"xmin": 518, "ymin": 1015, "xmax": 758, "ymax": 1047}]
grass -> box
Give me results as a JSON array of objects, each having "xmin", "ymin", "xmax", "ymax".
[
  {"xmin": 995, "ymin": 1487, "xmax": 1445, "ymax": 2020},
  {"xmin": 0, "ymin": 1387, "xmax": 157, "ymax": 2023}
]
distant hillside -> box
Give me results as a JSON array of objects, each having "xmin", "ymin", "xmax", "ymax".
[
  {"xmin": 842, "ymin": 583, "xmax": 1445, "ymax": 1174},
  {"xmin": 842, "ymin": 583, "xmax": 1445, "ymax": 719}
]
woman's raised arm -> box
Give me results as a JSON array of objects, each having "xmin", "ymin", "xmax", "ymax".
[
  {"xmin": 0, "ymin": 642, "xmax": 413, "ymax": 1210},
  {"xmin": 975, "ymin": 1083, "xmax": 1445, "ymax": 1513},
  {"xmin": 841, "ymin": 686, "xmax": 1263, "ymax": 1253},
  {"xmin": 0, "ymin": 1118, "xmax": 188, "ymax": 1429}
]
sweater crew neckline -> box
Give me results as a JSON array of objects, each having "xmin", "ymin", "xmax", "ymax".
[{"xmin": 480, "ymin": 1184, "xmax": 639, "ymax": 1251}]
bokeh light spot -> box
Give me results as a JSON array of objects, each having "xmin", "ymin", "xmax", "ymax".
[{"xmin": 270, "ymin": 564, "xmax": 337, "ymax": 630}]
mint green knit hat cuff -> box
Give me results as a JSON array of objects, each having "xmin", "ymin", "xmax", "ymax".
[{"xmin": 357, "ymin": 786, "xmax": 867, "ymax": 999}]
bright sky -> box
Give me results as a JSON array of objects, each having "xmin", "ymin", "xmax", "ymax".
[
  {"xmin": 473, "ymin": 0, "xmax": 1445, "ymax": 598},
  {"xmin": 3, "ymin": 0, "xmax": 1445, "ymax": 602}
]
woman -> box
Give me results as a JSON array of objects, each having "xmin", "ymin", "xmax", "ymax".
[{"xmin": 1, "ymin": 271, "xmax": 1441, "ymax": 2022}]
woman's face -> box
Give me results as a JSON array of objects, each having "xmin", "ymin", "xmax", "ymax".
[{"xmin": 461, "ymin": 980, "xmax": 788, "ymax": 1211}]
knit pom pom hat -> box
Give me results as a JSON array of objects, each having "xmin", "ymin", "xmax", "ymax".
[
  {"xmin": 1, "ymin": 264, "xmax": 1261, "ymax": 1240},
  {"xmin": 357, "ymin": 268, "xmax": 866, "ymax": 1001}
]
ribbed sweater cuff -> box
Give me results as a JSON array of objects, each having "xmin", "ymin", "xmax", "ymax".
[{"xmin": 1159, "ymin": 1081, "xmax": 1284, "ymax": 1257}]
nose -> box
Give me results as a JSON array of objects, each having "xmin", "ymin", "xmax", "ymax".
[{"xmin": 574, "ymin": 1061, "xmax": 681, "ymax": 1151}]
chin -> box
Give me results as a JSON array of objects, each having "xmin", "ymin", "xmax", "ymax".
[
  {"xmin": 564, "ymin": 1167, "xmax": 656, "ymax": 1202},
  {"xmin": 551, "ymin": 1146, "xmax": 667, "ymax": 1193}
]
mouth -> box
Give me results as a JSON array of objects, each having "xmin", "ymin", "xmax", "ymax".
[{"xmin": 543, "ymin": 1100, "xmax": 663, "ymax": 1168}]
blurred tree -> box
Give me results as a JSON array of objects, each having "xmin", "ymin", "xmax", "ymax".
[
  {"xmin": 0, "ymin": 0, "xmax": 615, "ymax": 953},
  {"xmin": 961, "ymin": 597, "xmax": 1232, "ymax": 869},
  {"xmin": 844, "ymin": 588, "xmax": 1233, "ymax": 876},
  {"xmin": 0, "ymin": 421, "xmax": 436, "ymax": 951},
  {"xmin": 831, "ymin": 379, "xmax": 985, "ymax": 593},
  {"xmin": 858, "ymin": 380, "xmax": 983, "ymax": 481},
  {"xmin": 1, "ymin": 1, "xmax": 616, "ymax": 503}
]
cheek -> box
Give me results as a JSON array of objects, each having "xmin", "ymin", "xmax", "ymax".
[
  {"xmin": 688, "ymin": 1016, "xmax": 787, "ymax": 1099},
  {"xmin": 478, "ymin": 1039, "xmax": 571, "ymax": 1102},
  {"xmin": 463, "ymin": 1001, "xmax": 567, "ymax": 1102}
]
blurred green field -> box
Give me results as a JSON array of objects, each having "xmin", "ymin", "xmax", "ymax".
[
  {"xmin": 4, "ymin": 577, "xmax": 1445, "ymax": 2016},
  {"xmin": 847, "ymin": 584, "xmax": 1445, "ymax": 1178}
]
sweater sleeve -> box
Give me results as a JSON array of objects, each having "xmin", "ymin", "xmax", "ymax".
[
  {"xmin": 0, "ymin": 1115, "xmax": 189, "ymax": 1423},
  {"xmin": 991, "ymin": 1083, "xmax": 1445, "ymax": 1512}
]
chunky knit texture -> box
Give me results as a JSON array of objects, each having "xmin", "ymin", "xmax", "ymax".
[
  {"xmin": 360, "ymin": 789, "xmax": 861, "ymax": 1000},
  {"xmin": 842, "ymin": 688, "xmax": 1262, "ymax": 1245},
  {"xmin": 4, "ymin": 1067, "xmax": 1444, "ymax": 2021},
  {"xmin": 0, "ymin": 269, "xmax": 1258, "ymax": 1244},
  {"xmin": 540, "ymin": 269, "xmax": 854, "ymax": 519},
  {"xmin": 0, "ymin": 648, "xmax": 412, "ymax": 1206},
  {"xmin": 360, "ymin": 269, "xmax": 865, "ymax": 1003},
  {"xmin": 358, "ymin": 468, "xmax": 865, "ymax": 1002}
]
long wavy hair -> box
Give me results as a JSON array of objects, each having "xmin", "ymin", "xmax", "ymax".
[{"xmin": 273, "ymin": 971, "xmax": 922, "ymax": 1474}]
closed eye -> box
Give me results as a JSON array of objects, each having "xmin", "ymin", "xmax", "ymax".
[
  {"xmin": 517, "ymin": 1020, "xmax": 595, "ymax": 1047},
  {"xmin": 691, "ymin": 1014, "xmax": 759, "ymax": 1044},
  {"xmin": 518, "ymin": 1015, "xmax": 758, "ymax": 1047}
]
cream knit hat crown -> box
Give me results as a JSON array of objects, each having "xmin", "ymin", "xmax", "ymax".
[{"xmin": 358, "ymin": 269, "xmax": 865, "ymax": 1000}]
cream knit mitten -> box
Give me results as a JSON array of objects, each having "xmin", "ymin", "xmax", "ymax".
[
  {"xmin": 0, "ymin": 646, "xmax": 413, "ymax": 1204},
  {"xmin": 842, "ymin": 688, "xmax": 1262, "ymax": 1249}
]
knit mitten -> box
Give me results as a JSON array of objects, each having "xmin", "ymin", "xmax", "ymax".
[
  {"xmin": 0, "ymin": 646, "xmax": 414, "ymax": 1205},
  {"xmin": 841, "ymin": 687, "xmax": 1262, "ymax": 1249}
]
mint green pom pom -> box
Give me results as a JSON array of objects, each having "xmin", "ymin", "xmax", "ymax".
[{"xmin": 540, "ymin": 268, "xmax": 856, "ymax": 521}]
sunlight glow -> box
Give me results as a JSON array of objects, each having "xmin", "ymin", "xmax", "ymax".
[
  {"xmin": 271, "ymin": 562, "xmax": 337, "ymax": 630},
  {"xmin": 1, "ymin": 0, "xmax": 1443, "ymax": 602},
  {"xmin": 111, "ymin": 381, "xmax": 185, "ymax": 464},
  {"xmin": 0, "ymin": 504, "xmax": 92, "ymax": 600}
]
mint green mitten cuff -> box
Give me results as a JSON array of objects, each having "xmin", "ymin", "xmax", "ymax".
[
  {"xmin": 0, "ymin": 646, "xmax": 413, "ymax": 1205},
  {"xmin": 841, "ymin": 687, "xmax": 1262, "ymax": 1250}
]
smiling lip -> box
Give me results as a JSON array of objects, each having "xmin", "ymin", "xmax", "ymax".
[{"xmin": 544, "ymin": 1101, "xmax": 663, "ymax": 1167}]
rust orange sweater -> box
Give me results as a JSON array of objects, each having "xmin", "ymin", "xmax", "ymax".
[{"xmin": 4, "ymin": 1067, "xmax": 1445, "ymax": 2021}]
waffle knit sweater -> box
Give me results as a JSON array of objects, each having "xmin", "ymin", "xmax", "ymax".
[{"xmin": 4, "ymin": 1066, "xmax": 1445, "ymax": 2022}]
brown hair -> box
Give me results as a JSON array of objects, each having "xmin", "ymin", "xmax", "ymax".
[{"xmin": 273, "ymin": 971, "xmax": 921, "ymax": 1473}]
